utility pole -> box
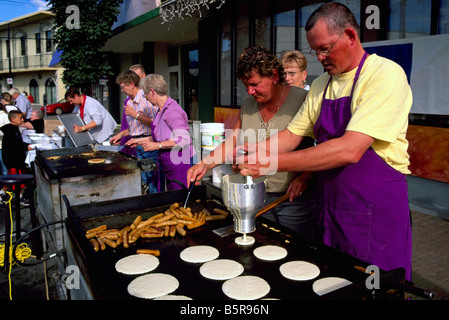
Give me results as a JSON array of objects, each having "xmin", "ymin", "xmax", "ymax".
[{"xmin": 7, "ymin": 22, "xmax": 13, "ymax": 89}]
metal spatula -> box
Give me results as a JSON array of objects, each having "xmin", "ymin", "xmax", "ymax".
[{"xmin": 183, "ymin": 179, "xmax": 195, "ymax": 208}]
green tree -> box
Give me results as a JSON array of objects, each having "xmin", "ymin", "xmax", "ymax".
[{"xmin": 48, "ymin": 0, "xmax": 123, "ymax": 91}]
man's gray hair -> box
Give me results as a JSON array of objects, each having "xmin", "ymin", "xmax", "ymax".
[
  {"xmin": 305, "ymin": 2, "xmax": 360, "ymax": 36},
  {"xmin": 8, "ymin": 87, "xmax": 20, "ymax": 95}
]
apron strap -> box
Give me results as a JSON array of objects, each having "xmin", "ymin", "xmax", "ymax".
[
  {"xmin": 350, "ymin": 51, "xmax": 368, "ymax": 97},
  {"xmin": 323, "ymin": 51, "xmax": 369, "ymax": 100}
]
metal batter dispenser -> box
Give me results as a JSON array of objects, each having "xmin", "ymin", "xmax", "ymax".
[{"xmin": 222, "ymin": 173, "xmax": 266, "ymax": 235}]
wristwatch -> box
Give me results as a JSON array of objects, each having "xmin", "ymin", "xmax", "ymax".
[{"xmin": 159, "ymin": 142, "xmax": 162, "ymax": 149}]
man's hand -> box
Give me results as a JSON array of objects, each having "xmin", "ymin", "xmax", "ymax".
[
  {"xmin": 286, "ymin": 171, "xmax": 313, "ymax": 201},
  {"xmin": 233, "ymin": 142, "xmax": 277, "ymax": 178}
]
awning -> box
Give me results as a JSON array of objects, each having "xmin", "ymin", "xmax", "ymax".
[{"xmin": 49, "ymin": 49, "xmax": 63, "ymax": 67}]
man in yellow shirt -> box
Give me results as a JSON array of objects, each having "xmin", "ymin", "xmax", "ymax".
[{"xmin": 236, "ymin": 3, "xmax": 413, "ymax": 280}]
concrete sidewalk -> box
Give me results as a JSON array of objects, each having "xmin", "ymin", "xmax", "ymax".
[{"xmin": 408, "ymin": 210, "xmax": 449, "ymax": 299}]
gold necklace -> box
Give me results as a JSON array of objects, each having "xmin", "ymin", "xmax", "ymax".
[
  {"xmin": 258, "ymin": 85, "xmax": 284, "ymax": 140},
  {"xmin": 259, "ymin": 85, "xmax": 284, "ymax": 123}
]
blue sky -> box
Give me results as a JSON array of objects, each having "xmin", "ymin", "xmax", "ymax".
[{"xmin": 0, "ymin": 0, "xmax": 50, "ymax": 23}]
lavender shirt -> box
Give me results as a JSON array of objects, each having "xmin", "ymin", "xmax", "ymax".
[{"xmin": 151, "ymin": 97, "xmax": 195, "ymax": 160}]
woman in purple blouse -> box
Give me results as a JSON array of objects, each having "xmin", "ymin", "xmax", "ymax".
[{"xmin": 126, "ymin": 74, "xmax": 195, "ymax": 191}]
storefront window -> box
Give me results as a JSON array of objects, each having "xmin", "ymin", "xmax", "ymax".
[
  {"xmin": 297, "ymin": 3, "xmax": 327, "ymax": 84},
  {"xmin": 298, "ymin": 4, "xmax": 316, "ymax": 52},
  {"xmin": 275, "ymin": 9, "xmax": 295, "ymax": 57},
  {"xmin": 29, "ymin": 79, "xmax": 39, "ymax": 104},
  {"xmin": 254, "ymin": 0, "xmax": 271, "ymax": 48},
  {"xmin": 169, "ymin": 70, "xmax": 179, "ymax": 103},
  {"xmin": 440, "ymin": 0, "xmax": 449, "ymax": 34},
  {"xmin": 220, "ymin": 7, "xmax": 231, "ymax": 106},
  {"xmin": 388, "ymin": 0, "xmax": 431, "ymax": 39},
  {"xmin": 235, "ymin": 1, "xmax": 249, "ymax": 106},
  {"xmin": 45, "ymin": 78, "xmax": 56, "ymax": 105}
]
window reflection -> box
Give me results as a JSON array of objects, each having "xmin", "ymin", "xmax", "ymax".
[
  {"xmin": 275, "ymin": 9, "xmax": 295, "ymax": 57},
  {"xmin": 236, "ymin": 1, "xmax": 250, "ymax": 106},
  {"xmin": 439, "ymin": 0, "xmax": 449, "ymax": 34},
  {"xmin": 255, "ymin": 0, "xmax": 270, "ymax": 48},
  {"xmin": 217, "ymin": 0, "xmax": 446, "ymax": 109},
  {"xmin": 220, "ymin": 7, "xmax": 231, "ymax": 106},
  {"xmin": 388, "ymin": 0, "xmax": 431, "ymax": 39}
]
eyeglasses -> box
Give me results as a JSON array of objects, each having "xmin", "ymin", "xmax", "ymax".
[
  {"xmin": 309, "ymin": 32, "xmax": 344, "ymax": 57},
  {"xmin": 285, "ymin": 71, "xmax": 298, "ymax": 78}
]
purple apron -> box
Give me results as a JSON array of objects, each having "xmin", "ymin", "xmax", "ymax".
[
  {"xmin": 151, "ymin": 121, "xmax": 191, "ymax": 192},
  {"xmin": 313, "ymin": 52, "xmax": 412, "ymax": 280}
]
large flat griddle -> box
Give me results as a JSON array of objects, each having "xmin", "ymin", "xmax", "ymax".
[
  {"xmin": 35, "ymin": 145, "xmax": 141, "ymax": 180},
  {"xmin": 65, "ymin": 186, "xmax": 407, "ymax": 300}
]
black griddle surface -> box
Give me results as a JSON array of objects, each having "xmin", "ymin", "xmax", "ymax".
[
  {"xmin": 67, "ymin": 196, "xmax": 379, "ymax": 300},
  {"xmin": 35, "ymin": 146, "xmax": 139, "ymax": 179}
]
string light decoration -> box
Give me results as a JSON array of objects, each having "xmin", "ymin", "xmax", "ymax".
[{"xmin": 160, "ymin": 0, "xmax": 226, "ymax": 24}]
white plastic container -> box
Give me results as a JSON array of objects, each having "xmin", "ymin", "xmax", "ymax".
[
  {"xmin": 200, "ymin": 123, "xmax": 225, "ymax": 180},
  {"xmin": 200, "ymin": 123, "xmax": 225, "ymax": 149}
]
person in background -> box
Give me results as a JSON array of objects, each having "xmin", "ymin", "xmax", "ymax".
[
  {"xmin": 126, "ymin": 74, "xmax": 195, "ymax": 192},
  {"xmin": 21, "ymin": 109, "xmax": 45, "ymax": 133},
  {"xmin": 1, "ymin": 92, "xmax": 19, "ymax": 113},
  {"xmin": 234, "ymin": 3, "xmax": 413, "ymax": 280},
  {"xmin": 111, "ymin": 70, "xmax": 159, "ymax": 194},
  {"xmin": 119, "ymin": 64, "xmax": 147, "ymax": 157},
  {"xmin": 65, "ymin": 87, "xmax": 117, "ymax": 144},
  {"xmin": 8, "ymin": 87, "xmax": 32, "ymax": 120},
  {"xmin": 26, "ymin": 92, "xmax": 35, "ymax": 103},
  {"xmin": 280, "ymin": 50, "xmax": 310, "ymax": 90},
  {"xmin": 0, "ymin": 103, "xmax": 10, "ymax": 176},
  {"xmin": 187, "ymin": 46, "xmax": 318, "ymax": 238},
  {"xmin": 280, "ymin": 49, "xmax": 319, "ymax": 238},
  {"xmin": 0, "ymin": 110, "xmax": 33, "ymax": 204}
]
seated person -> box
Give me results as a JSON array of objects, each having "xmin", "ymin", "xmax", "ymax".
[
  {"xmin": 0, "ymin": 110, "xmax": 33, "ymax": 202},
  {"xmin": 21, "ymin": 109, "xmax": 44, "ymax": 133}
]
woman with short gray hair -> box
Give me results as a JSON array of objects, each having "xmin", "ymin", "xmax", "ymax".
[{"xmin": 127, "ymin": 74, "xmax": 195, "ymax": 191}]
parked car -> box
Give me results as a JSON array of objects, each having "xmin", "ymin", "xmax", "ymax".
[{"xmin": 41, "ymin": 99, "xmax": 74, "ymax": 115}]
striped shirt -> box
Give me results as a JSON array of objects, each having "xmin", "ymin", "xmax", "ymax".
[{"xmin": 126, "ymin": 89, "xmax": 158, "ymax": 137}]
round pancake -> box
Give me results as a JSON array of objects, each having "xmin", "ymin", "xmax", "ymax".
[
  {"xmin": 199, "ymin": 259, "xmax": 244, "ymax": 280},
  {"xmin": 222, "ymin": 275, "xmax": 270, "ymax": 300},
  {"xmin": 312, "ymin": 277, "xmax": 352, "ymax": 296},
  {"xmin": 235, "ymin": 235, "xmax": 255, "ymax": 246},
  {"xmin": 153, "ymin": 295, "xmax": 192, "ymax": 300},
  {"xmin": 253, "ymin": 245, "xmax": 287, "ymax": 261},
  {"xmin": 88, "ymin": 158, "xmax": 105, "ymax": 164},
  {"xmin": 279, "ymin": 260, "xmax": 320, "ymax": 281},
  {"xmin": 81, "ymin": 152, "xmax": 96, "ymax": 157},
  {"xmin": 115, "ymin": 254, "xmax": 159, "ymax": 275},
  {"xmin": 128, "ymin": 273, "xmax": 179, "ymax": 299},
  {"xmin": 180, "ymin": 245, "xmax": 219, "ymax": 263}
]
